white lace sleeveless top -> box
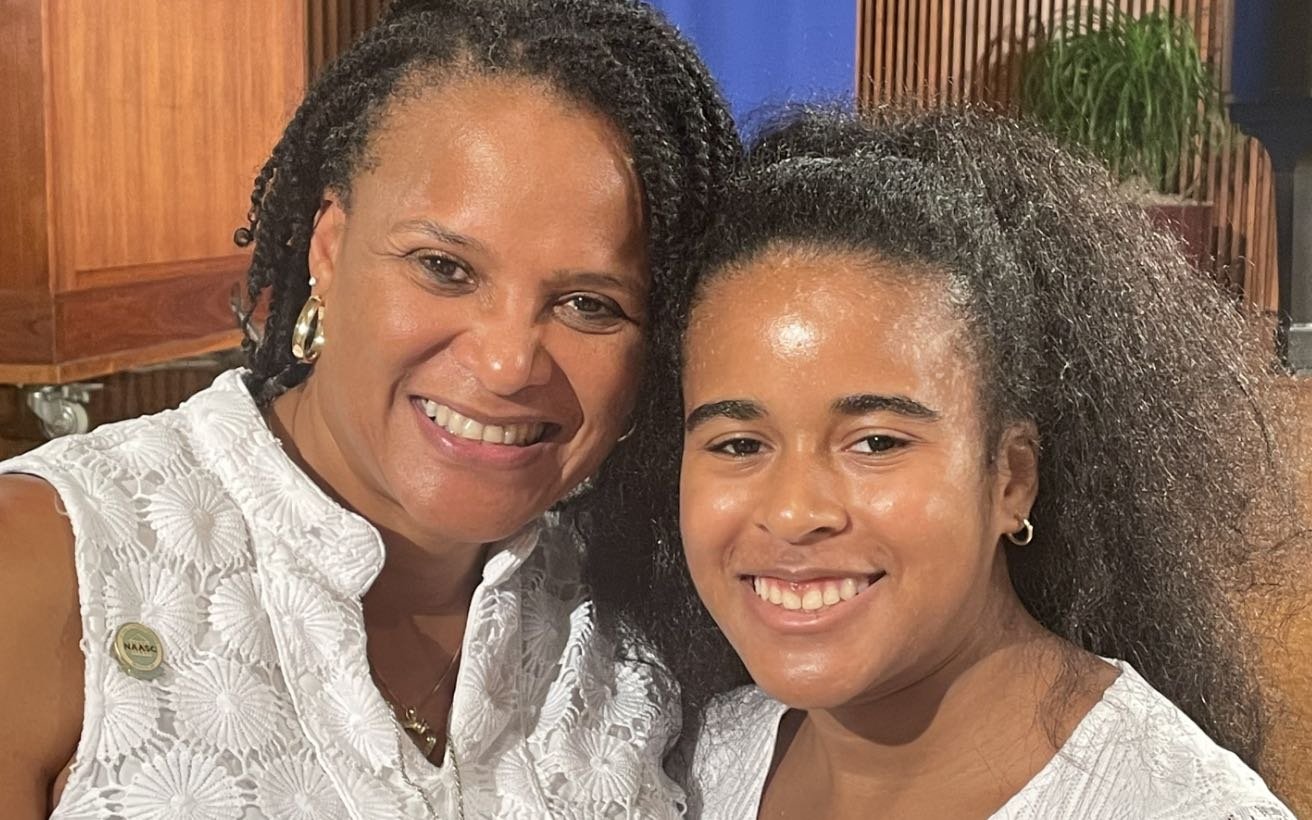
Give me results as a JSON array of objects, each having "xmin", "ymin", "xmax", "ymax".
[
  {"xmin": 687, "ymin": 660, "xmax": 1293, "ymax": 819},
  {"xmin": 2, "ymin": 370, "xmax": 683, "ymax": 819}
]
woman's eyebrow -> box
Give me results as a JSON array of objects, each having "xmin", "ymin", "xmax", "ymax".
[
  {"xmin": 684, "ymin": 399, "xmax": 765, "ymax": 432},
  {"xmin": 832, "ymin": 393, "xmax": 940, "ymax": 419},
  {"xmin": 392, "ymin": 218, "xmax": 487, "ymax": 252},
  {"xmin": 545, "ymin": 270, "xmax": 646, "ymax": 298}
]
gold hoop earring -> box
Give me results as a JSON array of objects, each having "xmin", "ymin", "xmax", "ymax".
[
  {"xmin": 291, "ymin": 295, "xmax": 326, "ymax": 363},
  {"xmin": 616, "ymin": 421, "xmax": 636, "ymax": 444},
  {"xmin": 1006, "ymin": 518, "xmax": 1034, "ymax": 546}
]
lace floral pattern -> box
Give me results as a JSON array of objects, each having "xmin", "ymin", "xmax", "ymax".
[
  {"xmin": 686, "ymin": 661, "xmax": 1293, "ymax": 820},
  {"xmin": 3, "ymin": 370, "xmax": 683, "ymax": 819}
]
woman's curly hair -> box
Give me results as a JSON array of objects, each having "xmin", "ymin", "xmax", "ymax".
[
  {"xmin": 235, "ymin": 0, "xmax": 740, "ymax": 405},
  {"xmin": 579, "ymin": 106, "xmax": 1303, "ymax": 771}
]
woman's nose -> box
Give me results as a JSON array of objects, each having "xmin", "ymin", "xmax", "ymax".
[
  {"xmin": 453, "ymin": 306, "xmax": 554, "ymax": 397},
  {"xmin": 756, "ymin": 457, "xmax": 849, "ymax": 545}
]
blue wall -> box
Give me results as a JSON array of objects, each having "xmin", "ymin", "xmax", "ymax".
[{"xmin": 648, "ymin": 0, "xmax": 858, "ymax": 132}]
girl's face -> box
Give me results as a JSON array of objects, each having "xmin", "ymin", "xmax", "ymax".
[{"xmin": 680, "ymin": 246, "xmax": 1036, "ymax": 709}]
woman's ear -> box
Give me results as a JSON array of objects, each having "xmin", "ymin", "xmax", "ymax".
[
  {"xmin": 993, "ymin": 421, "xmax": 1039, "ymax": 537},
  {"xmin": 307, "ymin": 193, "xmax": 347, "ymax": 295}
]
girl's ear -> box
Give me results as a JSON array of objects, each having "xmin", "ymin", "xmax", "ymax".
[{"xmin": 993, "ymin": 421, "xmax": 1039, "ymax": 539}]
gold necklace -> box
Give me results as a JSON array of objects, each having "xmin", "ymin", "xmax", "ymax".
[{"xmin": 373, "ymin": 647, "xmax": 463, "ymax": 758}]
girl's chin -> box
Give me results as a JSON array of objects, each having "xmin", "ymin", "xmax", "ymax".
[{"xmin": 746, "ymin": 664, "xmax": 875, "ymax": 711}]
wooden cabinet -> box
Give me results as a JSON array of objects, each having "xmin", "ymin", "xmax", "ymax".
[{"xmin": 0, "ymin": 0, "xmax": 306, "ymax": 384}]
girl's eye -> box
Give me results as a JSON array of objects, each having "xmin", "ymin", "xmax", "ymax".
[
  {"xmin": 556, "ymin": 293, "xmax": 628, "ymax": 331},
  {"xmin": 710, "ymin": 437, "xmax": 763, "ymax": 457},
  {"xmin": 416, "ymin": 253, "xmax": 472, "ymax": 285},
  {"xmin": 851, "ymin": 435, "xmax": 906, "ymax": 455}
]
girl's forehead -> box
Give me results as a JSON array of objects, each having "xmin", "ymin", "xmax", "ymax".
[{"xmin": 683, "ymin": 250, "xmax": 978, "ymax": 414}]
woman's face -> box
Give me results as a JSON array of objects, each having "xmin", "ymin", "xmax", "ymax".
[
  {"xmin": 304, "ymin": 76, "xmax": 648, "ymax": 546},
  {"xmin": 680, "ymin": 247, "xmax": 1036, "ymax": 709}
]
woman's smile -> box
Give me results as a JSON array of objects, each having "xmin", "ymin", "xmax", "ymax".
[{"xmin": 410, "ymin": 396, "xmax": 558, "ymax": 470}]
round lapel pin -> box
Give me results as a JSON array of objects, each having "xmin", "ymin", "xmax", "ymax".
[{"xmin": 112, "ymin": 622, "xmax": 165, "ymax": 680}]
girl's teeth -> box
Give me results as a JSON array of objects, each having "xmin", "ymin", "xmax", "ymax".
[{"xmin": 753, "ymin": 575, "xmax": 874, "ymax": 613}]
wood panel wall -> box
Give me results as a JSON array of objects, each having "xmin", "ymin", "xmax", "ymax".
[
  {"xmin": 856, "ymin": 0, "xmax": 1281, "ymax": 311},
  {"xmin": 1, "ymin": 1, "xmax": 384, "ymax": 455},
  {"xmin": 0, "ymin": 0, "xmax": 306, "ymax": 384}
]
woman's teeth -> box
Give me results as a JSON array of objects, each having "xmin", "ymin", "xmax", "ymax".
[
  {"xmin": 752, "ymin": 575, "xmax": 871, "ymax": 612},
  {"xmin": 420, "ymin": 399, "xmax": 546, "ymax": 446}
]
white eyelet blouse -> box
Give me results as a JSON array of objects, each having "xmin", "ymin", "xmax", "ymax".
[{"xmin": 2, "ymin": 370, "xmax": 683, "ymax": 819}]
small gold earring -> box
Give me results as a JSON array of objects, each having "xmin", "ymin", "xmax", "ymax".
[
  {"xmin": 291, "ymin": 295, "xmax": 326, "ymax": 363},
  {"xmin": 1006, "ymin": 517, "xmax": 1034, "ymax": 546}
]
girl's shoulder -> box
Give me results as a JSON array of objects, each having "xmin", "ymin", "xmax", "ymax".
[{"xmin": 998, "ymin": 659, "xmax": 1294, "ymax": 819}]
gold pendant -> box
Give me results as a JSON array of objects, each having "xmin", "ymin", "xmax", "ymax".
[
  {"xmin": 397, "ymin": 707, "xmax": 439, "ymax": 757},
  {"xmin": 398, "ymin": 707, "xmax": 430, "ymax": 737}
]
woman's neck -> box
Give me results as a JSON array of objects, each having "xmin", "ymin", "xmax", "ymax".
[
  {"xmin": 764, "ymin": 606, "xmax": 1114, "ymax": 819},
  {"xmin": 266, "ymin": 380, "xmax": 488, "ymax": 611}
]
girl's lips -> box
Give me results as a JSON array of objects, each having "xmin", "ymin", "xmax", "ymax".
[
  {"xmin": 737, "ymin": 572, "xmax": 886, "ymax": 635},
  {"xmin": 412, "ymin": 399, "xmax": 552, "ymax": 469}
]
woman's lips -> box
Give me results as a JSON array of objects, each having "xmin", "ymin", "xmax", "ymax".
[
  {"xmin": 412, "ymin": 399, "xmax": 553, "ymax": 469},
  {"xmin": 417, "ymin": 397, "xmax": 555, "ymax": 446}
]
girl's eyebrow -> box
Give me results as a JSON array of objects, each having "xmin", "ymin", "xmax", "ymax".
[
  {"xmin": 832, "ymin": 393, "xmax": 940, "ymax": 420},
  {"xmin": 684, "ymin": 399, "xmax": 764, "ymax": 432}
]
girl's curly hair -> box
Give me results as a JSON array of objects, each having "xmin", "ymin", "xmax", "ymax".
[{"xmin": 579, "ymin": 107, "xmax": 1303, "ymax": 773}]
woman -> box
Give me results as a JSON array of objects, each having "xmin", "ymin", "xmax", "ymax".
[
  {"xmin": 582, "ymin": 109, "xmax": 1298, "ymax": 818},
  {"xmin": 0, "ymin": 1, "xmax": 737, "ymax": 817}
]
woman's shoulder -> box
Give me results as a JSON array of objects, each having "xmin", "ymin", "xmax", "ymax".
[
  {"xmin": 1000, "ymin": 660, "xmax": 1294, "ymax": 819},
  {"xmin": 0, "ymin": 369, "xmax": 249, "ymax": 477},
  {"xmin": 0, "ymin": 475, "xmax": 84, "ymax": 804}
]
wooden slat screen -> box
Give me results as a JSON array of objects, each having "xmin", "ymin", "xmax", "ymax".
[
  {"xmin": 307, "ymin": 0, "xmax": 389, "ymax": 78},
  {"xmin": 855, "ymin": 0, "xmax": 1280, "ymax": 311}
]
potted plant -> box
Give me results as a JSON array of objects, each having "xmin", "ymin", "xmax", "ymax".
[{"xmin": 1020, "ymin": 9, "xmax": 1230, "ymax": 269}]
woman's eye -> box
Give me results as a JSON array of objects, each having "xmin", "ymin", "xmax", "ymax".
[
  {"xmin": 416, "ymin": 254, "xmax": 472, "ymax": 285},
  {"xmin": 556, "ymin": 293, "xmax": 627, "ymax": 330},
  {"xmin": 710, "ymin": 437, "xmax": 763, "ymax": 457},
  {"xmin": 851, "ymin": 435, "xmax": 906, "ymax": 454}
]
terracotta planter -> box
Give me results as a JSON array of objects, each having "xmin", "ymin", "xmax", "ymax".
[{"xmin": 1144, "ymin": 202, "xmax": 1214, "ymax": 274}]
